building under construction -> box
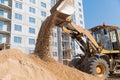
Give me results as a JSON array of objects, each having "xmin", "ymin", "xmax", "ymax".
[{"xmin": 0, "ymin": 0, "xmax": 84, "ymax": 64}]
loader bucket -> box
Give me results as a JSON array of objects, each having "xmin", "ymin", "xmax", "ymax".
[
  {"xmin": 50, "ymin": 0, "xmax": 74, "ymax": 15},
  {"xmin": 50, "ymin": 0, "xmax": 74, "ymax": 26}
]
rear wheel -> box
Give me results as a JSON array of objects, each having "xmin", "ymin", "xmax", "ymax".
[{"xmin": 85, "ymin": 57, "xmax": 109, "ymax": 79}]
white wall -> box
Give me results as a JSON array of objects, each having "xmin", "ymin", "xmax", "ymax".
[{"xmin": 10, "ymin": 0, "xmax": 51, "ymax": 53}]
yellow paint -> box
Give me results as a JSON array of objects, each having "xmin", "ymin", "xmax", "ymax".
[{"xmin": 101, "ymin": 49, "xmax": 120, "ymax": 54}]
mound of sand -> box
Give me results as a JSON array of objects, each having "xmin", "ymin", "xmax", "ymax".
[
  {"xmin": 0, "ymin": 49, "xmax": 57, "ymax": 80},
  {"xmin": 0, "ymin": 49, "xmax": 100, "ymax": 80}
]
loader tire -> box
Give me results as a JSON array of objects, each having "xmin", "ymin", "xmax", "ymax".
[
  {"xmin": 68, "ymin": 58, "xmax": 81, "ymax": 69},
  {"xmin": 85, "ymin": 57, "xmax": 109, "ymax": 79}
]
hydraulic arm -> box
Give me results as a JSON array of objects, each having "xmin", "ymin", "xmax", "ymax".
[{"xmin": 59, "ymin": 21, "xmax": 101, "ymax": 53}]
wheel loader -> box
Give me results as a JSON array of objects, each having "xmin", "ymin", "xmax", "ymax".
[
  {"xmin": 69, "ymin": 24, "xmax": 120, "ymax": 79},
  {"xmin": 37, "ymin": 0, "xmax": 120, "ymax": 79}
]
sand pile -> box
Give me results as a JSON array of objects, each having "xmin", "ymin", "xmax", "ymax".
[
  {"xmin": 0, "ymin": 49, "xmax": 100, "ymax": 80},
  {"xmin": 0, "ymin": 49, "xmax": 57, "ymax": 80}
]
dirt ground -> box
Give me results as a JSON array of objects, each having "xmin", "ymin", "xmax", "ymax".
[
  {"xmin": 0, "ymin": 49, "xmax": 101, "ymax": 80},
  {"xmin": 106, "ymin": 74, "xmax": 120, "ymax": 80}
]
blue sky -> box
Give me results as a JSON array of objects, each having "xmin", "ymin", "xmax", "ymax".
[{"xmin": 83, "ymin": 0, "xmax": 120, "ymax": 29}]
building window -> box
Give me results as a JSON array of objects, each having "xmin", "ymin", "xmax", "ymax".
[
  {"xmin": 0, "ymin": 10, "xmax": 4, "ymax": 17},
  {"xmin": 78, "ymin": 2, "xmax": 81, "ymax": 6},
  {"xmin": 51, "ymin": 0, "xmax": 56, "ymax": 7},
  {"xmin": 0, "ymin": 0, "xmax": 4, "ymax": 4},
  {"xmin": 52, "ymin": 33, "xmax": 57, "ymax": 37},
  {"xmin": 14, "ymin": 24, "xmax": 22, "ymax": 31},
  {"xmin": 53, "ymin": 52, "xmax": 58, "ymax": 57},
  {"xmin": 15, "ymin": 2, "xmax": 22, "ymax": 9},
  {"xmin": 29, "ymin": 27, "xmax": 35, "ymax": 34},
  {"xmin": 80, "ymin": 20, "xmax": 83, "ymax": 25},
  {"xmin": 29, "ymin": 38, "xmax": 35, "ymax": 45},
  {"xmin": 29, "ymin": 0, "xmax": 35, "ymax": 4},
  {"xmin": 72, "ymin": 14, "xmax": 76, "ymax": 23},
  {"xmin": 79, "ymin": 14, "xmax": 82, "ymax": 19},
  {"xmin": 55, "ymin": 42, "xmax": 57, "ymax": 46},
  {"xmin": 76, "ymin": 45, "xmax": 79, "ymax": 49},
  {"xmin": 41, "ymin": 20, "xmax": 44, "ymax": 24},
  {"xmin": 72, "ymin": 14, "xmax": 76, "ymax": 21},
  {"xmin": 0, "ymin": 34, "xmax": 2, "ymax": 43},
  {"xmin": 41, "ymin": 11, "xmax": 46, "ymax": 17},
  {"xmin": 14, "ymin": 36, "xmax": 22, "ymax": 43},
  {"xmin": 79, "ymin": 8, "xmax": 82, "ymax": 12},
  {"xmin": 52, "ymin": 42, "xmax": 57, "ymax": 47},
  {"xmin": 29, "ymin": 17, "xmax": 35, "ymax": 23},
  {"xmin": 29, "ymin": 7, "xmax": 35, "ymax": 13},
  {"xmin": 29, "ymin": 50, "xmax": 34, "ymax": 53},
  {"xmin": 41, "ymin": 2, "xmax": 46, "ymax": 8},
  {"xmin": 0, "ymin": 22, "xmax": 3, "ymax": 30},
  {"xmin": 15, "ymin": 13, "xmax": 22, "ymax": 20}
]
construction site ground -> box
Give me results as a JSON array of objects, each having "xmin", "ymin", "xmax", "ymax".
[
  {"xmin": 0, "ymin": 49, "xmax": 101, "ymax": 80},
  {"xmin": 0, "ymin": 49, "xmax": 120, "ymax": 80},
  {"xmin": 107, "ymin": 74, "xmax": 120, "ymax": 80}
]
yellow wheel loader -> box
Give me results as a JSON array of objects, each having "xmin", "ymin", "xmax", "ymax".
[
  {"xmin": 69, "ymin": 24, "xmax": 120, "ymax": 79},
  {"xmin": 35, "ymin": 0, "xmax": 120, "ymax": 79}
]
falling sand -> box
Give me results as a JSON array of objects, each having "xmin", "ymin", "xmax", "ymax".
[{"xmin": 34, "ymin": 15, "xmax": 55, "ymax": 61}]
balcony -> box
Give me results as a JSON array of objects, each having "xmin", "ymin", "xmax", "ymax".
[
  {"xmin": 0, "ymin": 22, "xmax": 11, "ymax": 35},
  {"xmin": 62, "ymin": 37, "xmax": 69, "ymax": 42},
  {"xmin": 0, "ymin": 17, "xmax": 11, "ymax": 22},
  {"xmin": 62, "ymin": 33, "xmax": 69, "ymax": 42},
  {"xmin": 0, "ymin": 0, "xmax": 12, "ymax": 10},
  {"xmin": 0, "ymin": 9, "xmax": 11, "ymax": 22},
  {"xmin": 0, "ymin": 30, "xmax": 10, "ymax": 35},
  {"xmin": 0, "ymin": 34, "xmax": 10, "ymax": 50},
  {"xmin": 0, "ymin": 3, "xmax": 11, "ymax": 10}
]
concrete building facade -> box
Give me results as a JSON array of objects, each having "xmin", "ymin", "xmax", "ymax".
[
  {"xmin": 0, "ymin": 0, "xmax": 51, "ymax": 52},
  {"xmin": 0, "ymin": 0, "xmax": 84, "ymax": 64}
]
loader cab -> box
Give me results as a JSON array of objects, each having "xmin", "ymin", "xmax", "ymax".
[{"xmin": 90, "ymin": 25, "xmax": 120, "ymax": 53}]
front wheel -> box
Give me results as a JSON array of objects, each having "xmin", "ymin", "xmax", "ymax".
[
  {"xmin": 85, "ymin": 57, "xmax": 109, "ymax": 79},
  {"xmin": 68, "ymin": 58, "xmax": 81, "ymax": 69}
]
